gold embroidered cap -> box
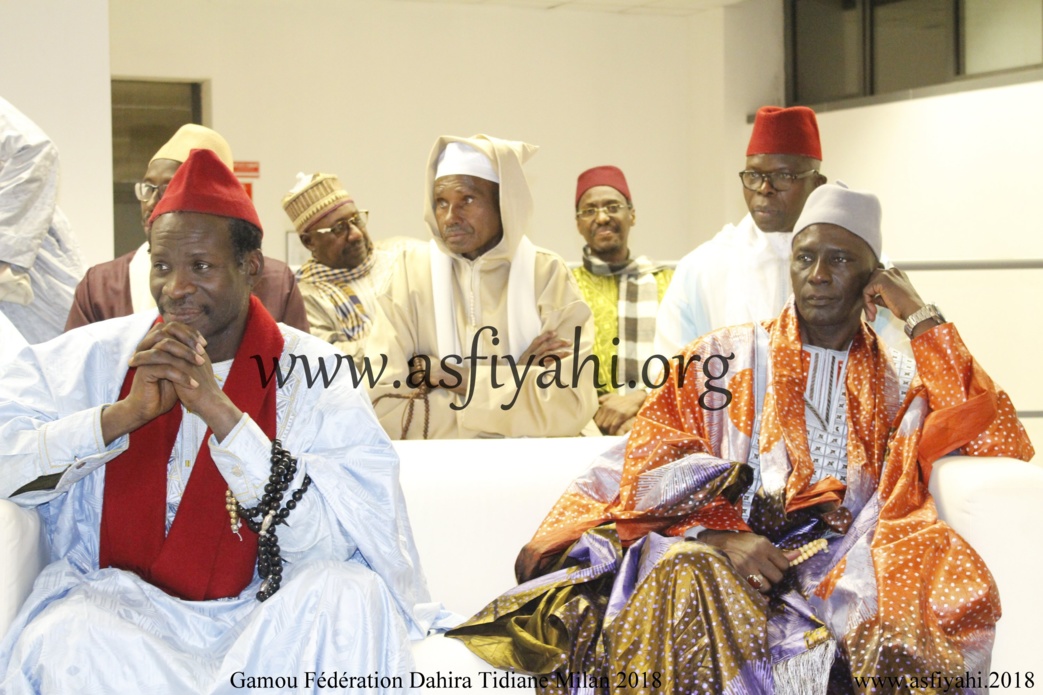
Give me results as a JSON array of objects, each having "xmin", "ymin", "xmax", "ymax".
[{"xmin": 281, "ymin": 172, "xmax": 353, "ymax": 233}]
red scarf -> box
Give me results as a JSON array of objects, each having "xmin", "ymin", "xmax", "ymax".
[{"xmin": 99, "ymin": 296, "xmax": 283, "ymax": 600}]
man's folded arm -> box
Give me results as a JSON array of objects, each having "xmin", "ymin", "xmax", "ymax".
[
  {"xmin": 365, "ymin": 289, "xmax": 463, "ymax": 437},
  {"xmin": 210, "ymin": 413, "xmax": 345, "ymax": 560},
  {"xmin": 459, "ymin": 297, "xmax": 599, "ymax": 437}
]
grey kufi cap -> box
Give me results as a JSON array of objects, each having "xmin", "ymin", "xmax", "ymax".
[{"xmin": 793, "ymin": 181, "xmax": 882, "ymax": 258}]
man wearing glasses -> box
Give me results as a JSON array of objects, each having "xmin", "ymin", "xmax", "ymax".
[
  {"xmin": 654, "ymin": 106, "xmax": 828, "ymax": 358},
  {"xmin": 571, "ymin": 165, "xmax": 672, "ymax": 435},
  {"xmin": 281, "ymin": 172, "xmax": 409, "ymax": 360},
  {"xmin": 64, "ymin": 124, "xmax": 309, "ymax": 332}
]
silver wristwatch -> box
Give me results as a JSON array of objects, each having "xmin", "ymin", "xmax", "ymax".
[{"xmin": 904, "ymin": 303, "xmax": 945, "ymax": 338}]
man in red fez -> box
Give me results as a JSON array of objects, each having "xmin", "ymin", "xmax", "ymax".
[
  {"xmin": 654, "ymin": 106, "xmax": 828, "ymax": 357},
  {"xmin": 64, "ymin": 124, "xmax": 309, "ymax": 333},
  {"xmin": 0, "ymin": 149, "xmax": 445, "ymax": 691},
  {"xmin": 571, "ymin": 165, "xmax": 673, "ymax": 434}
]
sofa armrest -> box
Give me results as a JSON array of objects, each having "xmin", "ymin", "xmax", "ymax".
[
  {"xmin": 929, "ymin": 455, "xmax": 1043, "ymax": 682},
  {"xmin": 0, "ymin": 500, "xmax": 48, "ymax": 639},
  {"xmin": 395, "ymin": 437, "xmax": 621, "ymax": 618}
]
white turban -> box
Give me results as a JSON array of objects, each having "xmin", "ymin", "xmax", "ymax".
[{"xmin": 434, "ymin": 142, "xmax": 500, "ymax": 183}]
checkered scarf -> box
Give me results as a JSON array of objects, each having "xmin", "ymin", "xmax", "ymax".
[
  {"xmin": 296, "ymin": 254, "xmax": 376, "ymax": 341},
  {"xmin": 582, "ymin": 246, "xmax": 664, "ymax": 394}
]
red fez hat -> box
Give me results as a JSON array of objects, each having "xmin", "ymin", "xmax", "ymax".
[
  {"xmin": 149, "ymin": 148, "xmax": 263, "ymax": 233},
  {"xmin": 746, "ymin": 106, "xmax": 822, "ymax": 160},
  {"xmin": 575, "ymin": 165, "xmax": 631, "ymax": 206}
]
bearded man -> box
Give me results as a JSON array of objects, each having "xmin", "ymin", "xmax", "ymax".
[{"xmin": 571, "ymin": 165, "xmax": 672, "ymax": 435}]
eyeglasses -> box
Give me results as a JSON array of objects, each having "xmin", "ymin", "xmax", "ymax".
[
  {"xmin": 738, "ymin": 169, "xmax": 818, "ymax": 192},
  {"xmin": 312, "ymin": 211, "xmax": 369, "ymax": 236},
  {"xmin": 134, "ymin": 181, "xmax": 168, "ymax": 202},
  {"xmin": 576, "ymin": 203, "xmax": 631, "ymax": 220}
]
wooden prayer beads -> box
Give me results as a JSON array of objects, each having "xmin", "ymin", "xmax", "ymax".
[
  {"xmin": 225, "ymin": 489, "xmax": 242, "ymax": 538},
  {"xmin": 789, "ymin": 538, "xmax": 828, "ymax": 566}
]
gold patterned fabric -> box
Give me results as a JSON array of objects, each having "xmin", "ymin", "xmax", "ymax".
[
  {"xmin": 571, "ymin": 264, "xmax": 672, "ymax": 394},
  {"xmin": 452, "ymin": 525, "xmax": 777, "ymax": 695},
  {"xmin": 450, "ymin": 303, "xmax": 1034, "ymax": 693}
]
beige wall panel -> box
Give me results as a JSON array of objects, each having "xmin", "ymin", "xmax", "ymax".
[
  {"xmin": 109, "ymin": 0, "xmax": 697, "ymax": 265},
  {"xmin": 904, "ymin": 268, "xmax": 1043, "ymax": 416},
  {"xmin": 1, "ymin": 0, "xmax": 113, "ymax": 266}
]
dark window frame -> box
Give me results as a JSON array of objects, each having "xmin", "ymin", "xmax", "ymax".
[
  {"xmin": 785, "ymin": 0, "xmax": 1043, "ymax": 111},
  {"xmin": 110, "ymin": 80, "xmax": 204, "ymax": 257}
]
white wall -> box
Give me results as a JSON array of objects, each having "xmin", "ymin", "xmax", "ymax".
[
  {"xmin": 721, "ymin": 0, "xmax": 786, "ymax": 225},
  {"xmin": 685, "ymin": 0, "xmax": 788, "ymax": 243},
  {"xmin": 815, "ymin": 81, "xmax": 1043, "ymax": 434},
  {"xmin": 817, "ymin": 81, "xmax": 1043, "ymax": 262},
  {"xmin": 109, "ymin": 0, "xmax": 696, "ymax": 265},
  {"xmin": 0, "ymin": 0, "xmax": 113, "ymax": 267}
]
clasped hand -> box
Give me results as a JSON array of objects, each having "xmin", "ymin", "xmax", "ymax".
[{"xmin": 101, "ymin": 322, "xmax": 242, "ymax": 444}]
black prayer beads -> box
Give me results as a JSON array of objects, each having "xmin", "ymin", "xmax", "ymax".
[{"xmin": 236, "ymin": 439, "xmax": 312, "ymax": 602}]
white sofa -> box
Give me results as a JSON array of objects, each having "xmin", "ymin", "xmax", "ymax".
[{"xmin": 2, "ymin": 438, "xmax": 1041, "ymax": 692}]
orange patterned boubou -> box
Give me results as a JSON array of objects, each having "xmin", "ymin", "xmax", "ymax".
[{"xmin": 450, "ymin": 302, "xmax": 1033, "ymax": 694}]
